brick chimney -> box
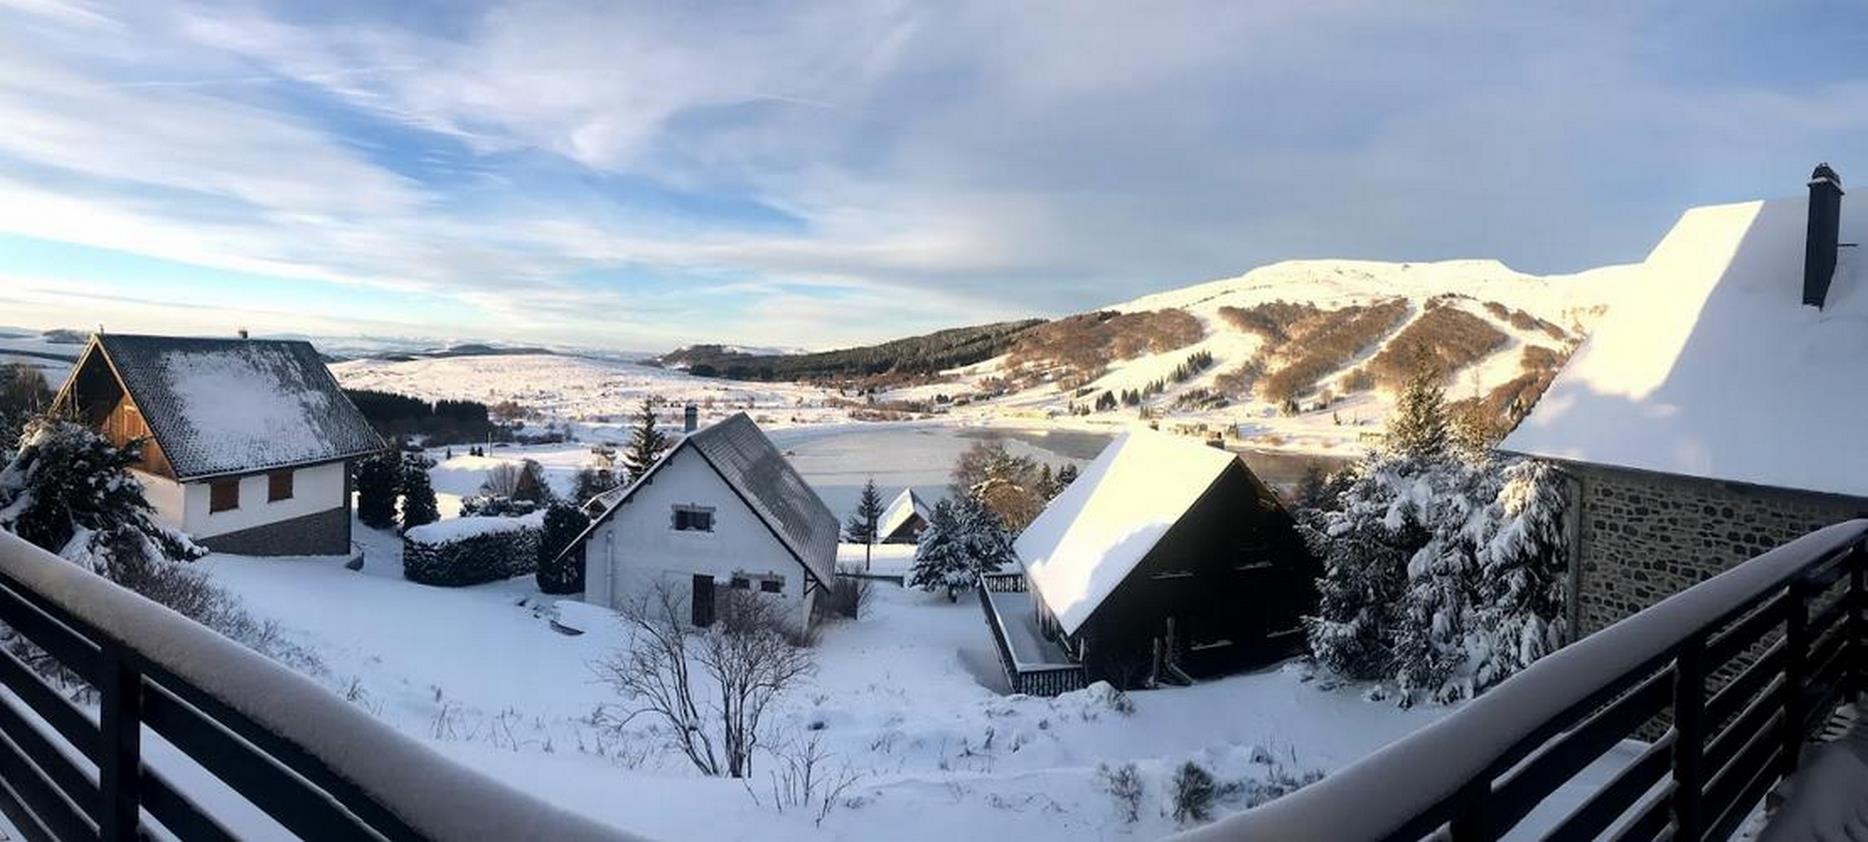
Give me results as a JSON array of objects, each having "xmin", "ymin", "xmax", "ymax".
[
  {"xmin": 1804, "ymin": 162, "xmax": 1844, "ymax": 309},
  {"xmin": 683, "ymin": 404, "xmax": 698, "ymax": 433}
]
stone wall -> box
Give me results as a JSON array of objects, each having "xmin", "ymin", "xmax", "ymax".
[
  {"xmin": 1568, "ymin": 463, "xmax": 1868, "ymax": 635},
  {"xmin": 199, "ymin": 506, "xmax": 352, "ymax": 557}
]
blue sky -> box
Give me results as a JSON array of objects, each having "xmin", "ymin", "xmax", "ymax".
[{"xmin": 1, "ymin": 1, "xmax": 1865, "ymax": 351}]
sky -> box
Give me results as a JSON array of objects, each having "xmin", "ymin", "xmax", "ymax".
[{"xmin": 1, "ymin": 1, "xmax": 1866, "ymax": 352}]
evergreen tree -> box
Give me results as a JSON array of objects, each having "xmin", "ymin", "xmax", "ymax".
[
  {"xmin": 1469, "ymin": 459, "xmax": 1568, "ymax": 690},
  {"xmin": 513, "ymin": 459, "xmax": 556, "ymax": 505},
  {"xmin": 1055, "ymin": 463, "xmax": 1080, "ymax": 491},
  {"xmin": 571, "ymin": 466, "xmax": 620, "ymax": 505},
  {"xmin": 0, "ymin": 419, "xmax": 203, "ymax": 570},
  {"xmin": 909, "ymin": 499, "xmax": 972, "ymax": 602},
  {"xmin": 354, "ymin": 451, "xmax": 400, "ymax": 530},
  {"xmin": 398, "ymin": 452, "xmax": 440, "ymax": 530},
  {"xmin": 621, "ymin": 399, "xmax": 669, "ymax": 481},
  {"xmin": 1034, "ymin": 464, "xmax": 1059, "ymax": 501},
  {"xmin": 1386, "ymin": 365, "xmax": 1450, "ymax": 461},
  {"xmin": 955, "ymin": 495, "xmax": 1015, "ymax": 577},
  {"xmin": 844, "ymin": 477, "xmax": 885, "ymax": 571},
  {"xmin": 536, "ymin": 502, "xmax": 590, "ymax": 594}
]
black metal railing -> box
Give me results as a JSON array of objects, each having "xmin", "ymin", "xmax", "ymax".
[
  {"xmin": 975, "ymin": 574, "xmax": 1086, "ymax": 697},
  {"xmin": 1179, "ymin": 519, "xmax": 1868, "ymax": 842},
  {"xmin": 0, "ymin": 530, "xmax": 633, "ymax": 841}
]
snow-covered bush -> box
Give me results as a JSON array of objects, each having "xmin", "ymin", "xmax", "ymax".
[
  {"xmin": 1170, "ymin": 761, "xmax": 1218, "ymax": 825},
  {"xmin": 909, "ymin": 496, "xmax": 1014, "ymax": 601},
  {"xmin": 534, "ymin": 503, "xmax": 589, "ymax": 594},
  {"xmin": 1303, "ymin": 369, "xmax": 1568, "ymax": 704},
  {"xmin": 1098, "ymin": 761, "xmax": 1145, "ymax": 823},
  {"xmin": 398, "ymin": 451, "xmax": 439, "ymax": 530},
  {"xmin": 401, "ymin": 512, "xmax": 543, "ymax": 586}
]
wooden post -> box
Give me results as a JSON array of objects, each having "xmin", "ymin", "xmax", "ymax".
[
  {"xmin": 1851, "ymin": 543, "xmax": 1866, "ymax": 704},
  {"xmin": 1672, "ymin": 638, "xmax": 1705, "ymax": 842},
  {"xmin": 96, "ymin": 647, "xmax": 142, "ymax": 841},
  {"xmin": 1782, "ymin": 578, "xmax": 1809, "ymax": 777}
]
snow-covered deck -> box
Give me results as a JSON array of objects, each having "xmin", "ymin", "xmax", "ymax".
[
  {"xmin": 987, "ymin": 589, "xmax": 1076, "ymax": 669},
  {"xmin": 975, "ymin": 575, "xmax": 1085, "ymax": 696}
]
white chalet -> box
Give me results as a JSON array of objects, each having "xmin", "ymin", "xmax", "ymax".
[
  {"xmin": 52, "ymin": 333, "xmax": 384, "ymax": 556},
  {"xmin": 561, "ymin": 413, "xmax": 839, "ymax": 629},
  {"xmin": 876, "ymin": 487, "xmax": 932, "ymax": 544}
]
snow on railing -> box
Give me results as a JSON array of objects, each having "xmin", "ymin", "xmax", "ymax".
[
  {"xmin": 1176, "ymin": 519, "xmax": 1868, "ymax": 842},
  {"xmin": 0, "ymin": 529, "xmax": 638, "ymax": 841}
]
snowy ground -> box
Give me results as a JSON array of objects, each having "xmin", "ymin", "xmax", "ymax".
[{"xmin": 200, "ymin": 522, "xmax": 1451, "ymax": 841}]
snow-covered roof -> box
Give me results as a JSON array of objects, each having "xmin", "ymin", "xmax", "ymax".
[
  {"xmin": 1014, "ymin": 429, "xmax": 1240, "ymax": 636},
  {"xmin": 877, "ymin": 488, "xmax": 931, "ymax": 540},
  {"xmin": 565, "ymin": 413, "xmax": 839, "ymax": 585},
  {"xmin": 65, "ymin": 334, "xmax": 383, "ymax": 480},
  {"xmin": 1502, "ymin": 196, "xmax": 1868, "ymax": 499}
]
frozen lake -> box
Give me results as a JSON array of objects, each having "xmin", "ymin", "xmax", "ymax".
[{"xmin": 767, "ymin": 423, "xmax": 1350, "ymax": 521}]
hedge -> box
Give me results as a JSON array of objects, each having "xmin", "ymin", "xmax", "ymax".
[{"xmin": 402, "ymin": 512, "xmax": 544, "ymax": 587}]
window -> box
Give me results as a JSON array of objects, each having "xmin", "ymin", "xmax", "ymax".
[
  {"xmin": 759, "ymin": 579, "xmax": 783, "ymax": 594},
  {"xmin": 691, "ymin": 574, "xmax": 715, "ymax": 627},
  {"xmin": 730, "ymin": 577, "xmax": 751, "ymax": 590},
  {"xmin": 209, "ymin": 479, "xmax": 239, "ymax": 513},
  {"xmin": 672, "ymin": 505, "xmax": 715, "ymax": 532},
  {"xmin": 267, "ymin": 469, "xmax": 294, "ymax": 502}
]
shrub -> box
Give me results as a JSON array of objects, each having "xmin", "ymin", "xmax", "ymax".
[
  {"xmin": 1170, "ymin": 761, "xmax": 1218, "ymax": 825},
  {"xmin": 1005, "ymin": 310, "xmax": 1203, "ymax": 385},
  {"xmin": 1097, "ymin": 762, "xmax": 1145, "ymax": 823},
  {"xmin": 1366, "ymin": 306, "xmax": 1508, "ymax": 388},
  {"xmin": 1217, "ymin": 300, "xmax": 1322, "ymax": 345},
  {"xmin": 402, "ymin": 513, "xmax": 543, "ymax": 586},
  {"xmin": 535, "ymin": 503, "xmax": 590, "ymax": 594},
  {"xmin": 1258, "ymin": 299, "xmax": 1410, "ymax": 402}
]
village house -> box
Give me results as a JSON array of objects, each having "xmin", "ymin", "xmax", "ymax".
[
  {"xmin": 876, "ymin": 487, "xmax": 932, "ymax": 544},
  {"xmin": 558, "ymin": 412, "xmax": 838, "ymax": 630},
  {"xmin": 1502, "ymin": 164, "xmax": 1868, "ymax": 636},
  {"xmin": 978, "ymin": 429, "xmax": 1317, "ymax": 694},
  {"xmin": 52, "ymin": 333, "xmax": 384, "ymax": 556}
]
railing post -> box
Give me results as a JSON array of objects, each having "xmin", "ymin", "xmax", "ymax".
[
  {"xmin": 1672, "ymin": 637, "xmax": 1705, "ymax": 842},
  {"xmin": 1782, "ymin": 578, "xmax": 1809, "ymax": 778},
  {"xmin": 96, "ymin": 646, "xmax": 141, "ymax": 841},
  {"xmin": 1447, "ymin": 778, "xmax": 1494, "ymax": 842},
  {"xmin": 1851, "ymin": 542, "xmax": 1866, "ymax": 704}
]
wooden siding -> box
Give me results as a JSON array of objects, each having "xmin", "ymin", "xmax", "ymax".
[{"xmin": 101, "ymin": 394, "xmax": 174, "ymax": 479}]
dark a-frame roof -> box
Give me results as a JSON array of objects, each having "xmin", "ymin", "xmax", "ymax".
[
  {"xmin": 54, "ymin": 333, "xmax": 384, "ymax": 481},
  {"xmin": 559, "ymin": 413, "xmax": 839, "ymax": 585}
]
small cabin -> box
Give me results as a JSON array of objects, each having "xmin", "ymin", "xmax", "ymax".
[
  {"xmin": 52, "ymin": 333, "xmax": 383, "ymax": 556},
  {"xmin": 558, "ymin": 413, "xmax": 838, "ymax": 630},
  {"xmin": 993, "ymin": 429, "xmax": 1318, "ymax": 690},
  {"xmin": 876, "ymin": 488, "xmax": 932, "ymax": 544}
]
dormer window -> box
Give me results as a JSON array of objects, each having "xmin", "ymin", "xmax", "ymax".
[{"xmin": 672, "ymin": 504, "xmax": 714, "ymax": 532}]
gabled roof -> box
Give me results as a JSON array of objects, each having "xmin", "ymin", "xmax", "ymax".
[
  {"xmin": 1014, "ymin": 429, "xmax": 1241, "ymax": 636},
  {"xmin": 1501, "ymin": 196, "xmax": 1868, "ymax": 499},
  {"xmin": 59, "ymin": 334, "xmax": 383, "ymax": 480},
  {"xmin": 877, "ymin": 488, "xmax": 931, "ymax": 540},
  {"xmin": 565, "ymin": 413, "xmax": 839, "ymax": 585}
]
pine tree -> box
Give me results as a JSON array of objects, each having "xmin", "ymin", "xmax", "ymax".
[
  {"xmin": 909, "ymin": 499, "xmax": 971, "ymax": 602},
  {"xmin": 1055, "ymin": 463, "xmax": 1080, "ymax": 491},
  {"xmin": 1387, "ymin": 365, "xmax": 1450, "ymax": 461},
  {"xmin": 398, "ymin": 452, "xmax": 440, "ymax": 530},
  {"xmin": 621, "ymin": 399, "xmax": 669, "ymax": 481},
  {"xmin": 955, "ymin": 495, "xmax": 1015, "ymax": 577},
  {"xmin": 571, "ymin": 466, "xmax": 620, "ymax": 505},
  {"xmin": 1469, "ymin": 459, "xmax": 1569, "ymax": 691},
  {"xmin": 354, "ymin": 451, "xmax": 400, "ymax": 530},
  {"xmin": 845, "ymin": 477, "xmax": 884, "ymax": 571},
  {"xmin": 1034, "ymin": 464, "xmax": 1059, "ymax": 501},
  {"xmin": 0, "ymin": 419, "xmax": 203, "ymax": 571},
  {"xmin": 536, "ymin": 502, "xmax": 591, "ymax": 594}
]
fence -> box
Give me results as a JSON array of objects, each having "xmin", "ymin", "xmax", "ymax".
[
  {"xmin": 0, "ymin": 530, "xmax": 634, "ymax": 841},
  {"xmin": 1178, "ymin": 519, "xmax": 1868, "ymax": 842}
]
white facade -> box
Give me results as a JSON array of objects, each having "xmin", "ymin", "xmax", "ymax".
[
  {"xmin": 133, "ymin": 462, "xmax": 348, "ymax": 539},
  {"xmin": 585, "ymin": 447, "xmax": 817, "ymax": 628}
]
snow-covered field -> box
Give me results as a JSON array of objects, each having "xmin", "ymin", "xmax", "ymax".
[{"xmin": 201, "ymin": 517, "xmax": 1456, "ymax": 841}]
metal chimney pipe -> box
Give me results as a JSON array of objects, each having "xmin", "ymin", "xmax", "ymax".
[{"xmin": 683, "ymin": 404, "xmax": 698, "ymax": 433}]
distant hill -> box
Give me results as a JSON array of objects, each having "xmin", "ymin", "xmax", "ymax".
[{"xmin": 654, "ymin": 319, "xmax": 1045, "ymax": 382}]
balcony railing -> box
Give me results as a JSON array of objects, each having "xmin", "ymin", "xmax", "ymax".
[
  {"xmin": 0, "ymin": 530, "xmax": 637, "ymax": 841},
  {"xmin": 1179, "ymin": 518, "xmax": 1868, "ymax": 842}
]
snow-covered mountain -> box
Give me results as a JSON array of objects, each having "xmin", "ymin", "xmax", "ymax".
[{"xmin": 910, "ymin": 258, "xmax": 1638, "ymax": 455}]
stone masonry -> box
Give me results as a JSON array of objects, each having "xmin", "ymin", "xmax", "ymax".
[
  {"xmin": 199, "ymin": 506, "xmax": 352, "ymax": 557},
  {"xmin": 1568, "ymin": 463, "xmax": 1868, "ymax": 636}
]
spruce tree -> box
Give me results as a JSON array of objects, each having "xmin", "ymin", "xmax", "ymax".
[
  {"xmin": 0, "ymin": 419, "xmax": 203, "ymax": 569},
  {"xmin": 909, "ymin": 499, "xmax": 972, "ymax": 602},
  {"xmin": 354, "ymin": 451, "xmax": 400, "ymax": 530},
  {"xmin": 845, "ymin": 477, "xmax": 884, "ymax": 571},
  {"xmin": 621, "ymin": 399, "xmax": 669, "ymax": 481},
  {"xmin": 1055, "ymin": 463, "xmax": 1080, "ymax": 491},
  {"xmin": 536, "ymin": 502, "xmax": 591, "ymax": 594},
  {"xmin": 956, "ymin": 495, "xmax": 1015, "ymax": 577},
  {"xmin": 398, "ymin": 452, "xmax": 440, "ymax": 530},
  {"xmin": 1387, "ymin": 364, "xmax": 1450, "ymax": 461}
]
